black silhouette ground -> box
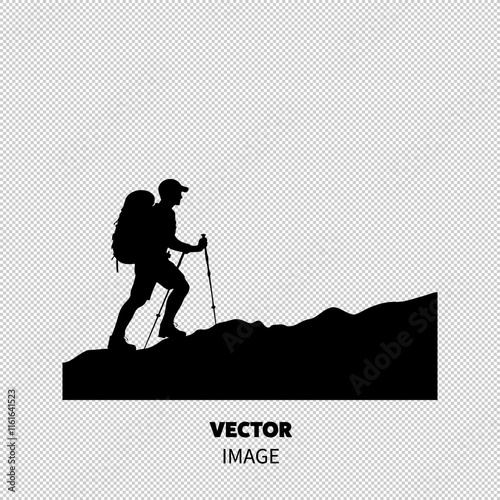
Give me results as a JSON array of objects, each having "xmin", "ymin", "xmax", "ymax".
[{"xmin": 63, "ymin": 293, "xmax": 437, "ymax": 400}]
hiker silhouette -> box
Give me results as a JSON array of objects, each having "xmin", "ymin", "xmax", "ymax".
[{"xmin": 109, "ymin": 179, "xmax": 207, "ymax": 352}]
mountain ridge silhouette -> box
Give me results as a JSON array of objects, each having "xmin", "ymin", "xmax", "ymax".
[{"xmin": 63, "ymin": 293, "xmax": 437, "ymax": 400}]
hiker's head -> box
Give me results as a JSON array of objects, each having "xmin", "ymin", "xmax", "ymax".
[{"xmin": 158, "ymin": 179, "xmax": 189, "ymax": 206}]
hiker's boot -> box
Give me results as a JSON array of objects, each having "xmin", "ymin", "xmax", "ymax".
[
  {"xmin": 108, "ymin": 335, "xmax": 137, "ymax": 352},
  {"xmin": 158, "ymin": 322, "xmax": 187, "ymax": 339}
]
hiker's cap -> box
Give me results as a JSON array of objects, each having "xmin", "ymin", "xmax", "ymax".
[{"xmin": 158, "ymin": 179, "xmax": 189, "ymax": 198}]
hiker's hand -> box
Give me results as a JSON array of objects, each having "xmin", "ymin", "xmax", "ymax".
[{"xmin": 196, "ymin": 236, "xmax": 207, "ymax": 252}]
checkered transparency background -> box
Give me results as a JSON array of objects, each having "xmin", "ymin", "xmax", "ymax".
[{"xmin": 2, "ymin": 2, "xmax": 498, "ymax": 499}]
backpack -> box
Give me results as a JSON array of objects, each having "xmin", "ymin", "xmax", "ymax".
[{"xmin": 111, "ymin": 190, "xmax": 155, "ymax": 271}]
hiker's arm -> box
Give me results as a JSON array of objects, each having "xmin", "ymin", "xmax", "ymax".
[{"xmin": 169, "ymin": 236, "xmax": 206, "ymax": 253}]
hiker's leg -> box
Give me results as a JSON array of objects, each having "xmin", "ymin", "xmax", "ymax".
[
  {"xmin": 163, "ymin": 276, "xmax": 190, "ymax": 325},
  {"xmin": 112, "ymin": 261, "xmax": 156, "ymax": 338},
  {"xmin": 157, "ymin": 262, "xmax": 190, "ymax": 327},
  {"xmin": 111, "ymin": 295, "xmax": 147, "ymax": 338}
]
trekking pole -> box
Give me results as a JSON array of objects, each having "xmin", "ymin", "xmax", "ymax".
[
  {"xmin": 143, "ymin": 252, "xmax": 185, "ymax": 349},
  {"xmin": 201, "ymin": 234, "xmax": 217, "ymax": 325}
]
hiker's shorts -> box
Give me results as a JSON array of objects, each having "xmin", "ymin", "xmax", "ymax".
[{"xmin": 130, "ymin": 254, "xmax": 187, "ymax": 302}]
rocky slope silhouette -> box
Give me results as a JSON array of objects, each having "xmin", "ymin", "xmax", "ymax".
[{"xmin": 63, "ymin": 293, "xmax": 437, "ymax": 400}]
